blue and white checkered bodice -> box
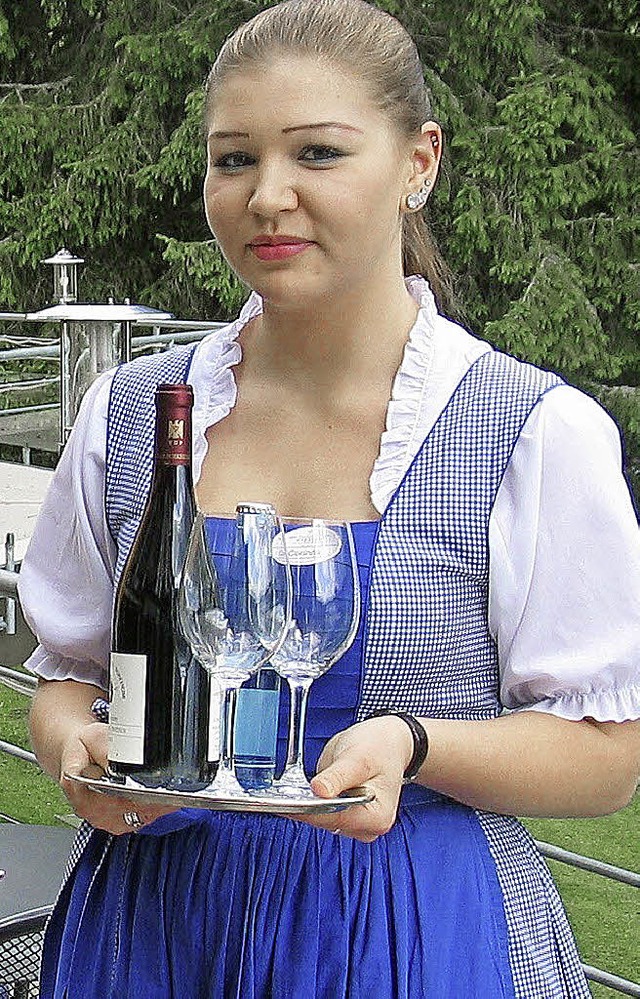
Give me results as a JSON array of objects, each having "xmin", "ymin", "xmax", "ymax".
[
  {"xmin": 105, "ymin": 343, "xmax": 197, "ymax": 582},
  {"xmin": 106, "ymin": 344, "xmax": 562, "ymax": 720},
  {"xmin": 360, "ymin": 349, "xmax": 562, "ymax": 720}
]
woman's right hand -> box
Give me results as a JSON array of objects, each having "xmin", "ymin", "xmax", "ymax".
[{"xmin": 59, "ymin": 720, "xmax": 177, "ymax": 835}]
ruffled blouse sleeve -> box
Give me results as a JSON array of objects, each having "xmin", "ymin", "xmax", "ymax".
[
  {"xmin": 18, "ymin": 371, "xmax": 117, "ymax": 690},
  {"xmin": 18, "ymin": 306, "xmax": 249, "ymax": 689},
  {"xmin": 489, "ymin": 385, "xmax": 640, "ymax": 722}
]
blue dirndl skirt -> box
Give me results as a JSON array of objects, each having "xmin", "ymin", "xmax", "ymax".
[{"xmin": 41, "ymin": 521, "xmax": 515, "ymax": 998}]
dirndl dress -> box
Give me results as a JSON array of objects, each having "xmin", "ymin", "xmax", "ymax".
[{"xmin": 39, "ymin": 344, "xmax": 591, "ymax": 998}]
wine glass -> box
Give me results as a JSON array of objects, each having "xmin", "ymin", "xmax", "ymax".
[
  {"xmin": 178, "ymin": 503, "xmax": 291, "ymax": 797},
  {"xmin": 271, "ymin": 518, "xmax": 360, "ymax": 797}
]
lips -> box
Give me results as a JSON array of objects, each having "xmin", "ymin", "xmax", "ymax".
[
  {"xmin": 248, "ymin": 236, "xmax": 314, "ymax": 261},
  {"xmin": 249, "ymin": 235, "xmax": 310, "ymax": 246}
]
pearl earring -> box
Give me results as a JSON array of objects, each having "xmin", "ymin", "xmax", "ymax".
[{"xmin": 406, "ymin": 180, "xmax": 431, "ymax": 211}]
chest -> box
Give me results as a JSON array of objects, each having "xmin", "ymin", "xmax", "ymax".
[{"xmin": 196, "ymin": 385, "xmax": 384, "ymax": 521}]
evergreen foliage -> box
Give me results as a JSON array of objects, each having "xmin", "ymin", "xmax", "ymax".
[
  {"xmin": 0, "ymin": 1, "xmax": 638, "ymax": 467},
  {"xmin": 0, "ymin": 0, "xmax": 244, "ymax": 314}
]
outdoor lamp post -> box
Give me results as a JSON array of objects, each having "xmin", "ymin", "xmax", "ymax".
[
  {"xmin": 30, "ymin": 251, "xmax": 174, "ymax": 448},
  {"xmin": 42, "ymin": 249, "xmax": 85, "ymax": 448},
  {"xmin": 42, "ymin": 248, "xmax": 84, "ymax": 305}
]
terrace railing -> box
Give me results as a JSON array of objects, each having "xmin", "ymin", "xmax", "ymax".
[{"xmin": 0, "ymin": 318, "xmax": 224, "ymax": 461}]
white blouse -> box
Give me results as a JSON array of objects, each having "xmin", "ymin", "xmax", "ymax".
[{"xmin": 19, "ymin": 278, "xmax": 640, "ymax": 723}]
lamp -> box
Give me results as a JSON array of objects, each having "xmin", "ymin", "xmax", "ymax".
[{"xmin": 41, "ymin": 248, "xmax": 84, "ymax": 304}]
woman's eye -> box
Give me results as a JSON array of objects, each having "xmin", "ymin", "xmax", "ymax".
[
  {"xmin": 213, "ymin": 152, "xmax": 254, "ymax": 171},
  {"xmin": 299, "ymin": 145, "xmax": 345, "ymax": 165}
]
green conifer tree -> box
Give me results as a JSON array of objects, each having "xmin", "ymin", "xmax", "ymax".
[{"xmin": 0, "ymin": 0, "xmax": 638, "ymax": 488}]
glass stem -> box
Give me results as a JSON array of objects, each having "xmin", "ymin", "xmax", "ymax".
[
  {"xmin": 171, "ymin": 664, "xmax": 188, "ymax": 776},
  {"xmin": 171, "ymin": 634, "xmax": 197, "ymax": 783},
  {"xmin": 217, "ymin": 680, "xmax": 241, "ymax": 782},
  {"xmin": 285, "ymin": 677, "xmax": 314, "ymax": 776}
]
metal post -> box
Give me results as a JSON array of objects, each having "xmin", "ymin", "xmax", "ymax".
[
  {"xmin": 59, "ymin": 320, "xmax": 71, "ymax": 449},
  {"xmin": 0, "ymin": 536, "xmax": 16, "ymax": 635},
  {"xmin": 118, "ymin": 298, "xmax": 132, "ymax": 363},
  {"xmin": 4, "ymin": 534, "xmax": 15, "ymax": 635},
  {"xmin": 120, "ymin": 320, "xmax": 132, "ymax": 363}
]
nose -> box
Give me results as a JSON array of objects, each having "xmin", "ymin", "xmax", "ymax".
[{"xmin": 247, "ymin": 161, "xmax": 298, "ymax": 219}]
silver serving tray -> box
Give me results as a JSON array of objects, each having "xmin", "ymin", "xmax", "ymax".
[{"xmin": 65, "ymin": 773, "xmax": 374, "ymax": 815}]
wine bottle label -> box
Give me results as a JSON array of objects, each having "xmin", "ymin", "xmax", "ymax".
[
  {"xmin": 272, "ymin": 525, "xmax": 342, "ymax": 565},
  {"xmin": 108, "ymin": 652, "xmax": 147, "ymax": 764},
  {"xmin": 156, "ymin": 385, "xmax": 193, "ymax": 466},
  {"xmin": 208, "ymin": 682, "xmax": 222, "ymax": 763}
]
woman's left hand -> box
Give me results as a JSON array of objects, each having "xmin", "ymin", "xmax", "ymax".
[{"xmin": 292, "ymin": 716, "xmax": 415, "ymax": 842}]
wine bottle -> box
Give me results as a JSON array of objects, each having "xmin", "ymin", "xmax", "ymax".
[{"xmin": 107, "ymin": 382, "xmax": 212, "ymax": 788}]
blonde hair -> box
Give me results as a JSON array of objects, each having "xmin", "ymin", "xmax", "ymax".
[{"xmin": 206, "ymin": 0, "xmax": 455, "ymax": 313}]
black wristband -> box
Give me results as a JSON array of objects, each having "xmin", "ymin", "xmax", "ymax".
[
  {"xmin": 90, "ymin": 696, "xmax": 109, "ymax": 723},
  {"xmin": 367, "ymin": 710, "xmax": 429, "ymax": 782}
]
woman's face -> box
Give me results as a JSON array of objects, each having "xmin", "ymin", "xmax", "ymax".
[{"xmin": 203, "ymin": 55, "xmax": 437, "ymax": 309}]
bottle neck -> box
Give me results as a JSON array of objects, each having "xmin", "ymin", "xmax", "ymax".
[
  {"xmin": 150, "ymin": 459, "xmax": 194, "ymax": 494},
  {"xmin": 154, "ymin": 398, "xmax": 192, "ymax": 468},
  {"xmin": 146, "ymin": 457, "xmax": 196, "ymax": 585}
]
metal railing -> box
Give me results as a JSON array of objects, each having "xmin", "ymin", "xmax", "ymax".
[
  {"xmin": 533, "ymin": 839, "xmax": 640, "ymax": 996},
  {"xmin": 0, "ymin": 669, "xmax": 38, "ymax": 767},
  {"xmin": 0, "ymin": 324, "xmax": 224, "ymax": 363},
  {"xmin": 0, "ymin": 666, "xmax": 37, "ymax": 697},
  {"xmin": 0, "ymin": 315, "xmax": 224, "ymax": 457}
]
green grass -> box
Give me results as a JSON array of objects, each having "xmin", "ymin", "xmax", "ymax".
[
  {"xmin": 0, "ymin": 684, "xmax": 69, "ymax": 824},
  {"xmin": 1, "ymin": 684, "xmax": 638, "ymax": 996},
  {"xmin": 524, "ymin": 799, "xmax": 640, "ymax": 998}
]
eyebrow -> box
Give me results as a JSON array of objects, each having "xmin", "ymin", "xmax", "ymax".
[
  {"xmin": 283, "ymin": 121, "xmax": 364, "ymax": 134},
  {"xmin": 209, "ymin": 121, "xmax": 363, "ymax": 140}
]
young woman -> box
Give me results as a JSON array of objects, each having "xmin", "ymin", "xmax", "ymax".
[{"xmin": 20, "ymin": 1, "xmax": 640, "ymax": 995}]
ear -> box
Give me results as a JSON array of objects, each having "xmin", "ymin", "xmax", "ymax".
[{"xmin": 405, "ymin": 121, "xmax": 442, "ymax": 199}]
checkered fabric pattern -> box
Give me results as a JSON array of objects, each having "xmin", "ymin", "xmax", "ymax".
[
  {"xmin": 360, "ymin": 349, "xmax": 561, "ymax": 720},
  {"xmin": 479, "ymin": 813, "xmax": 591, "ymax": 998},
  {"xmin": 105, "ymin": 344, "xmax": 197, "ymax": 576},
  {"xmin": 359, "ymin": 349, "xmax": 589, "ymax": 997},
  {"xmin": 65, "ymin": 344, "xmax": 589, "ymax": 997}
]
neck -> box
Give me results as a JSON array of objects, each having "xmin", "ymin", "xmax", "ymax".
[{"xmin": 244, "ymin": 271, "xmax": 419, "ymax": 396}]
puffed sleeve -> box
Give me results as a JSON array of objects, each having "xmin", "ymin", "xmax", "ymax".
[
  {"xmin": 489, "ymin": 384, "xmax": 640, "ymax": 721},
  {"xmin": 18, "ymin": 370, "xmax": 117, "ymax": 691}
]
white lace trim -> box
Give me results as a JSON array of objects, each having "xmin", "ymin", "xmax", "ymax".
[
  {"xmin": 369, "ymin": 275, "xmax": 438, "ymax": 514},
  {"xmin": 189, "ymin": 277, "xmax": 442, "ymax": 511},
  {"xmin": 191, "ymin": 292, "xmax": 262, "ymax": 484}
]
